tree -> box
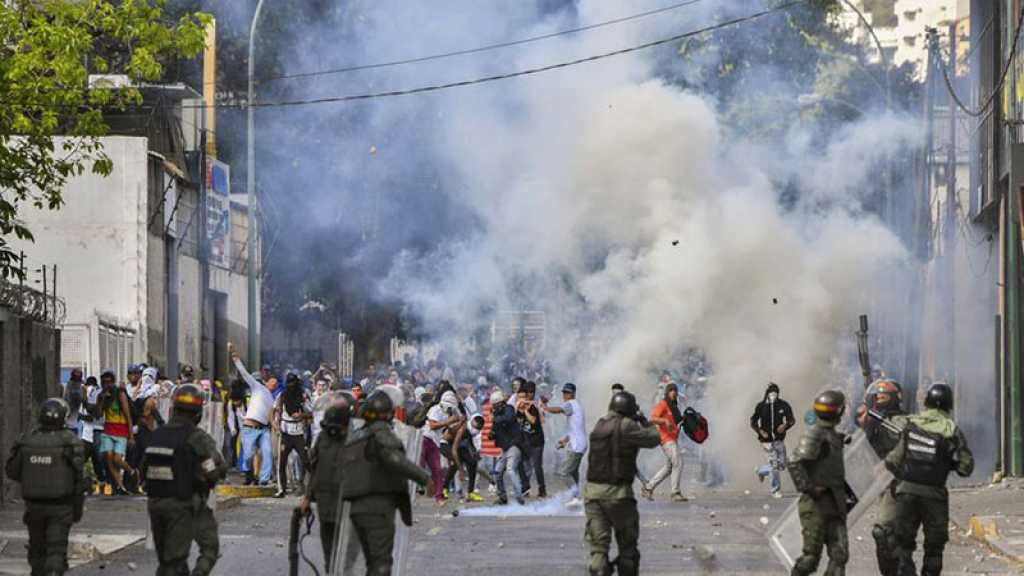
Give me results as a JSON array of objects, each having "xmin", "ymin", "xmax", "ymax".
[{"xmin": 0, "ymin": 0, "xmax": 210, "ymax": 278}]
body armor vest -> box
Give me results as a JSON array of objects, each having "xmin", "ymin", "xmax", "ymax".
[
  {"xmin": 341, "ymin": 425, "xmax": 407, "ymax": 500},
  {"xmin": 313, "ymin": 434, "xmax": 347, "ymax": 496},
  {"xmin": 586, "ymin": 415, "xmax": 638, "ymax": 485},
  {"xmin": 143, "ymin": 423, "xmax": 196, "ymax": 500},
  {"xmin": 802, "ymin": 426, "xmax": 846, "ymax": 489},
  {"xmin": 17, "ymin": 430, "xmax": 76, "ymax": 501},
  {"xmin": 900, "ymin": 422, "xmax": 953, "ymax": 487}
]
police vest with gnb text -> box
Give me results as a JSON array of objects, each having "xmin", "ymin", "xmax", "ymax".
[
  {"xmin": 143, "ymin": 423, "xmax": 197, "ymax": 500},
  {"xmin": 900, "ymin": 423, "xmax": 954, "ymax": 487},
  {"xmin": 15, "ymin": 431, "xmax": 77, "ymax": 501}
]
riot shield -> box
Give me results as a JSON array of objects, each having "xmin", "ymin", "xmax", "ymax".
[
  {"xmin": 768, "ymin": 429, "xmax": 893, "ymax": 569},
  {"xmin": 391, "ymin": 421, "xmax": 423, "ymax": 576}
]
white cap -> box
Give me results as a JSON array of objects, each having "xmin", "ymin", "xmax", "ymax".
[
  {"xmin": 490, "ymin": 389, "xmax": 506, "ymax": 404},
  {"xmin": 441, "ymin": 391, "xmax": 459, "ymax": 409},
  {"xmin": 414, "ymin": 386, "xmax": 427, "ymax": 399}
]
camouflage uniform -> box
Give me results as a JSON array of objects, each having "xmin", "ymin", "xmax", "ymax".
[
  {"xmin": 583, "ymin": 411, "xmax": 661, "ymax": 576},
  {"xmin": 863, "ymin": 405, "xmax": 904, "ymax": 576},
  {"xmin": 787, "ymin": 419, "xmax": 848, "ymax": 576},
  {"xmin": 885, "ymin": 409, "xmax": 974, "ymax": 576},
  {"xmin": 342, "ymin": 420, "xmax": 430, "ymax": 575},
  {"xmin": 143, "ymin": 415, "xmax": 228, "ymax": 576},
  {"xmin": 5, "ymin": 428, "xmax": 85, "ymax": 576}
]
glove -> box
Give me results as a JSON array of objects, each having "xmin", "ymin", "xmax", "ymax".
[{"xmin": 634, "ymin": 412, "xmax": 649, "ymax": 426}]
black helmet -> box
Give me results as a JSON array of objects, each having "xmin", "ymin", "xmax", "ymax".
[
  {"xmin": 362, "ymin": 391, "xmax": 394, "ymax": 422},
  {"xmin": 813, "ymin": 390, "xmax": 846, "ymax": 422},
  {"xmin": 172, "ymin": 383, "xmax": 205, "ymax": 413},
  {"xmin": 609, "ymin": 391, "xmax": 638, "ymax": 417},
  {"xmin": 39, "ymin": 398, "xmax": 68, "ymax": 430},
  {"xmin": 924, "ymin": 382, "xmax": 953, "ymax": 412},
  {"xmin": 322, "ymin": 401, "xmax": 351, "ymax": 436}
]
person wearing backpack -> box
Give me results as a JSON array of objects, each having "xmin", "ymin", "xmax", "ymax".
[{"xmin": 884, "ymin": 383, "xmax": 974, "ymax": 576}]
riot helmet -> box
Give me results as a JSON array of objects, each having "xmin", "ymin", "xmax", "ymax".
[
  {"xmin": 322, "ymin": 402, "xmax": 351, "ymax": 437},
  {"xmin": 39, "ymin": 398, "xmax": 69, "ymax": 430},
  {"xmin": 609, "ymin": 391, "xmax": 638, "ymax": 417},
  {"xmin": 362, "ymin": 391, "xmax": 394, "ymax": 422},
  {"xmin": 172, "ymin": 383, "xmax": 205, "ymax": 422},
  {"xmin": 924, "ymin": 382, "xmax": 953, "ymax": 412},
  {"xmin": 813, "ymin": 390, "xmax": 846, "ymax": 422}
]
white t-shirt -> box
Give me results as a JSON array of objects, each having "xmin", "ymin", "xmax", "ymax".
[
  {"xmin": 424, "ymin": 404, "xmax": 447, "ymax": 446},
  {"xmin": 235, "ymin": 358, "xmax": 273, "ymax": 425},
  {"xmin": 563, "ymin": 399, "xmax": 588, "ymax": 453}
]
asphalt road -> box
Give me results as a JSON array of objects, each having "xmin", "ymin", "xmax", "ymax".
[{"xmin": 57, "ymin": 486, "xmax": 1015, "ymax": 576}]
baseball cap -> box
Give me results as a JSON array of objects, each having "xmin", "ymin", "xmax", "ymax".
[{"xmin": 562, "ymin": 382, "xmax": 577, "ymax": 394}]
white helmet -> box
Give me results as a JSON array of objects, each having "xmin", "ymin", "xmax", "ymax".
[{"xmin": 490, "ymin": 389, "xmax": 506, "ymax": 405}]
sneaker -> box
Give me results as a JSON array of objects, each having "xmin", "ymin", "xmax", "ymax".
[
  {"xmin": 467, "ymin": 491, "xmax": 484, "ymax": 503},
  {"xmin": 670, "ymin": 492, "xmax": 689, "ymax": 503},
  {"xmin": 756, "ymin": 467, "xmax": 765, "ymax": 483},
  {"xmin": 537, "ymin": 488, "xmax": 548, "ymax": 499},
  {"xmin": 566, "ymin": 497, "xmax": 583, "ymax": 509},
  {"xmin": 113, "ymin": 485, "xmax": 130, "ymax": 496},
  {"xmin": 495, "ymin": 496, "xmax": 508, "ymax": 506},
  {"xmin": 244, "ymin": 475, "xmax": 256, "ymax": 486},
  {"xmin": 487, "ymin": 485, "xmax": 497, "ymax": 495},
  {"xmin": 521, "ymin": 488, "xmax": 531, "ymax": 498},
  {"xmin": 771, "ymin": 491, "xmax": 783, "ymax": 499},
  {"xmin": 273, "ymin": 490, "xmax": 286, "ymax": 499},
  {"xmin": 443, "ymin": 488, "xmax": 449, "ymax": 499},
  {"xmin": 102, "ymin": 483, "xmax": 113, "ymax": 496},
  {"xmin": 515, "ymin": 497, "xmax": 526, "ymax": 506}
]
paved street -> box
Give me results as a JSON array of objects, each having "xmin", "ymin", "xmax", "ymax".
[{"xmin": 0, "ymin": 482, "xmax": 1012, "ymax": 576}]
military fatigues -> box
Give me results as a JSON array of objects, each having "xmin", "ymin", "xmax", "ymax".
[
  {"xmin": 787, "ymin": 419, "xmax": 848, "ymax": 576},
  {"xmin": 305, "ymin": 429, "xmax": 348, "ymax": 572},
  {"xmin": 583, "ymin": 412, "xmax": 661, "ymax": 576},
  {"xmin": 884, "ymin": 409, "xmax": 974, "ymax": 576},
  {"xmin": 5, "ymin": 428, "xmax": 85, "ymax": 576},
  {"xmin": 341, "ymin": 421, "xmax": 430, "ymax": 576},
  {"xmin": 863, "ymin": 406, "xmax": 904, "ymax": 576},
  {"xmin": 142, "ymin": 415, "xmax": 228, "ymax": 576}
]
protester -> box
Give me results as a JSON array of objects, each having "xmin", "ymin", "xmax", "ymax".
[
  {"xmin": 490, "ymin": 389, "xmax": 525, "ymax": 505},
  {"xmin": 750, "ymin": 382, "xmax": 795, "ymax": 498},
  {"xmin": 231, "ymin": 344, "xmax": 275, "ymax": 486},
  {"xmin": 97, "ymin": 370, "xmax": 136, "ymax": 495},
  {"xmin": 643, "ymin": 382, "xmax": 688, "ymax": 502},
  {"xmin": 273, "ymin": 373, "xmax": 311, "ymax": 497},
  {"xmin": 423, "ymin": 390, "xmax": 454, "ymax": 503},
  {"xmin": 62, "ymin": 368, "xmax": 85, "ymax": 432},
  {"xmin": 542, "ymin": 382, "xmax": 587, "ymax": 502},
  {"xmin": 516, "ymin": 380, "xmax": 546, "ymax": 498}
]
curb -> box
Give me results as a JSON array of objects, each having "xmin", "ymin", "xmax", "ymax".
[
  {"xmin": 957, "ymin": 515, "xmax": 1024, "ymax": 567},
  {"xmin": 217, "ymin": 495, "xmax": 242, "ymax": 510},
  {"xmin": 215, "ymin": 484, "xmax": 276, "ymax": 499}
]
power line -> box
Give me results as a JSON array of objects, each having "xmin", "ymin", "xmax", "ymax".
[
  {"xmin": 214, "ymin": 0, "xmax": 807, "ymax": 110},
  {"xmin": 929, "ymin": 4, "xmax": 1024, "ymax": 119},
  {"xmin": 257, "ymin": 0, "xmax": 707, "ymax": 84}
]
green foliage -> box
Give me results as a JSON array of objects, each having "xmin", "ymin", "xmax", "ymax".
[{"xmin": 0, "ymin": 0, "xmax": 210, "ymax": 279}]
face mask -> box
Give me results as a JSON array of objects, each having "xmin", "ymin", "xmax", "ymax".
[{"xmin": 768, "ymin": 392, "xmax": 779, "ymax": 403}]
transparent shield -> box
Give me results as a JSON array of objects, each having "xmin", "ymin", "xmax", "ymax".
[
  {"xmin": 768, "ymin": 430, "xmax": 893, "ymax": 569},
  {"xmin": 391, "ymin": 422, "xmax": 423, "ymax": 576},
  {"xmin": 329, "ymin": 500, "xmax": 364, "ymax": 576}
]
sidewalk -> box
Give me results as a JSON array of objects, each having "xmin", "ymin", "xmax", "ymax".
[
  {"xmin": 0, "ymin": 493, "xmax": 241, "ymax": 576},
  {"xmin": 949, "ymin": 478, "xmax": 1024, "ymax": 571}
]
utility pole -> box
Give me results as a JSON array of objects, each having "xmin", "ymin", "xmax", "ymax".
[
  {"xmin": 246, "ymin": 0, "xmax": 267, "ymax": 367},
  {"xmin": 945, "ymin": 23, "xmax": 958, "ymax": 389}
]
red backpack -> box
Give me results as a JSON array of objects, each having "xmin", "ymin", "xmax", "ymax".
[{"xmin": 681, "ymin": 407, "xmax": 709, "ymax": 444}]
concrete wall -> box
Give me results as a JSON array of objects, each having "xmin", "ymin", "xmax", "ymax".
[{"xmin": 0, "ymin": 309, "xmax": 61, "ymax": 504}]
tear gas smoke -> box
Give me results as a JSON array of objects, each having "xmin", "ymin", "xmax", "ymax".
[
  {"xmin": 459, "ymin": 490, "xmax": 582, "ymax": 517},
  {"xmin": 247, "ymin": 0, "xmax": 921, "ymax": 480}
]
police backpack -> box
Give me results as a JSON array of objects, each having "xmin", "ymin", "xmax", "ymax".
[
  {"xmin": 681, "ymin": 407, "xmax": 709, "ymax": 444},
  {"xmin": 899, "ymin": 423, "xmax": 954, "ymax": 487}
]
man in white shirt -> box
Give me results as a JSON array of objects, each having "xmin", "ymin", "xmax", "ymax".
[
  {"xmin": 423, "ymin": 393, "xmax": 457, "ymax": 503},
  {"xmin": 542, "ymin": 382, "xmax": 588, "ymax": 502},
  {"xmin": 230, "ymin": 344, "xmax": 274, "ymax": 486}
]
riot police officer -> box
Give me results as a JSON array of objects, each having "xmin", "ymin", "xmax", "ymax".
[
  {"xmin": 341, "ymin": 391, "xmax": 432, "ymax": 575},
  {"xmin": 300, "ymin": 399, "xmax": 351, "ymax": 573},
  {"xmin": 583, "ymin": 391, "xmax": 660, "ymax": 576},
  {"xmin": 787, "ymin": 390, "xmax": 849, "ymax": 576},
  {"xmin": 884, "ymin": 383, "xmax": 974, "ymax": 576},
  {"xmin": 142, "ymin": 384, "xmax": 228, "ymax": 576},
  {"xmin": 857, "ymin": 379, "xmax": 904, "ymax": 575},
  {"xmin": 5, "ymin": 398, "xmax": 85, "ymax": 576}
]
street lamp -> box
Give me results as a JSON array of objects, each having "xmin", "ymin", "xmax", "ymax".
[{"xmin": 246, "ymin": 0, "xmax": 266, "ymax": 365}]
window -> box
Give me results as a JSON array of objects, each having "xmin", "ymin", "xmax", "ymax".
[{"xmin": 904, "ymin": 36, "xmax": 917, "ymax": 47}]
